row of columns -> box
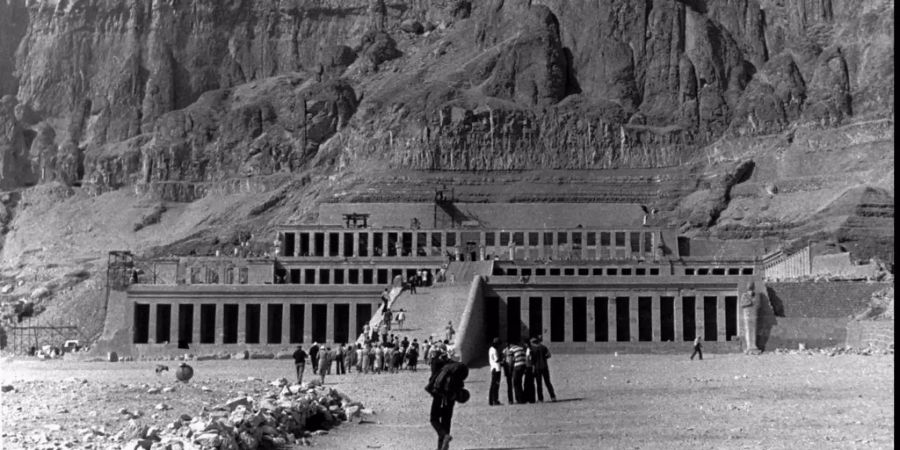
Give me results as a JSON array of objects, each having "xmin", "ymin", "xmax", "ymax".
[
  {"xmin": 284, "ymin": 229, "xmax": 661, "ymax": 260},
  {"xmin": 144, "ymin": 302, "xmax": 362, "ymax": 345},
  {"xmin": 286, "ymin": 266, "xmax": 438, "ymax": 285},
  {"xmin": 497, "ymin": 295, "xmax": 737, "ymax": 343}
]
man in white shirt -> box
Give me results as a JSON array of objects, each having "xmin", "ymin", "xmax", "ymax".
[{"xmin": 488, "ymin": 338, "xmax": 503, "ymax": 405}]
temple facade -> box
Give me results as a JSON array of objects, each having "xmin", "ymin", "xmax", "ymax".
[{"xmin": 111, "ymin": 205, "xmax": 763, "ymax": 359}]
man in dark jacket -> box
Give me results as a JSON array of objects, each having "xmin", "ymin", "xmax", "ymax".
[
  {"xmin": 426, "ymin": 356, "xmax": 469, "ymax": 450},
  {"xmin": 309, "ymin": 342, "xmax": 320, "ymax": 370},
  {"xmin": 531, "ymin": 337, "xmax": 557, "ymax": 402},
  {"xmin": 292, "ymin": 345, "xmax": 307, "ymax": 384}
]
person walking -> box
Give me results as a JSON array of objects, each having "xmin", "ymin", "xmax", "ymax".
[
  {"xmin": 444, "ymin": 321, "xmax": 455, "ymax": 343},
  {"xmin": 318, "ymin": 347, "xmax": 330, "ymax": 384},
  {"xmin": 531, "ymin": 337, "xmax": 557, "ymax": 402},
  {"xmin": 291, "ymin": 345, "xmax": 307, "ymax": 385},
  {"xmin": 381, "ymin": 288, "xmax": 390, "ymax": 310},
  {"xmin": 335, "ymin": 344, "xmax": 346, "ymax": 375},
  {"xmin": 488, "ymin": 338, "xmax": 503, "ymax": 405},
  {"xmin": 309, "ymin": 342, "xmax": 320, "ymax": 371},
  {"xmin": 691, "ymin": 336, "xmax": 703, "ymax": 360},
  {"xmin": 397, "ymin": 309, "xmax": 406, "ymax": 330},
  {"xmin": 426, "ymin": 356, "xmax": 470, "ymax": 450}
]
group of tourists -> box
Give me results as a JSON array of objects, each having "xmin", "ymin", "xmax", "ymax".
[{"xmin": 488, "ymin": 336, "xmax": 557, "ymax": 405}]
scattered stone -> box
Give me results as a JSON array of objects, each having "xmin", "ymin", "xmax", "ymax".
[
  {"xmin": 161, "ymin": 386, "xmax": 175, "ymax": 393},
  {"xmin": 154, "ymin": 403, "xmax": 170, "ymax": 411},
  {"xmin": 147, "ymin": 387, "xmax": 161, "ymax": 394},
  {"xmin": 44, "ymin": 424, "xmax": 62, "ymax": 431},
  {"xmin": 1, "ymin": 384, "xmax": 13, "ymax": 393},
  {"xmin": 400, "ymin": 18, "xmax": 424, "ymax": 34}
]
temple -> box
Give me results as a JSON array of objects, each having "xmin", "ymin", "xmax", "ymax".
[{"xmin": 100, "ymin": 200, "xmax": 764, "ymax": 363}]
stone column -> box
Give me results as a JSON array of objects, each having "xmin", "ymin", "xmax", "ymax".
[
  {"xmin": 520, "ymin": 297, "xmax": 530, "ymax": 340},
  {"xmin": 337, "ymin": 233, "xmax": 345, "ymax": 258},
  {"xmin": 674, "ymin": 295, "xmax": 684, "ymax": 341},
  {"xmin": 303, "ymin": 304, "xmax": 312, "ymax": 344},
  {"xmin": 367, "ymin": 232, "xmax": 374, "ymax": 258},
  {"xmin": 741, "ymin": 285, "xmax": 759, "ymax": 353},
  {"xmin": 349, "ymin": 302, "xmax": 358, "ymax": 341},
  {"xmin": 607, "ymin": 298, "xmax": 617, "ymax": 342},
  {"xmin": 282, "ymin": 303, "xmax": 291, "ymax": 344},
  {"xmin": 541, "ymin": 297, "xmax": 551, "ymax": 341},
  {"xmin": 148, "ymin": 303, "xmax": 158, "ymax": 344},
  {"xmin": 564, "ymin": 297, "xmax": 574, "ymax": 343},
  {"xmin": 327, "ymin": 303, "xmax": 336, "ymax": 344},
  {"xmin": 625, "ymin": 231, "xmax": 633, "ymax": 260},
  {"xmin": 425, "ymin": 232, "xmax": 432, "ymax": 256},
  {"xmin": 238, "ymin": 304, "xmax": 247, "ymax": 343},
  {"xmin": 586, "ymin": 297, "xmax": 596, "ymax": 342},
  {"xmin": 214, "ymin": 304, "xmax": 224, "ymax": 345},
  {"xmin": 716, "ymin": 295, "xmax": 726, "ymax": 342},
  {"xmin": 695, "ymin": 295, "xmax": 704, "ymax": 341},
  {"xmin": 260, "ymin": 303, "xmax": 269, "ymax": 344},
  {"xmin": 629, "ymin": 296, "xmax": 638, "ymax": 341},
  {"xmin": 651, "ymin": 296, "xmax": 661, "ymax": 341},
  {"xmin": 192, "ymin": 305, "xmax": 202, "ymax": 345},
  {"xmin": 295, "ymin": 233, "xmax": 302, "ymax": 257},
  {"xmin": 170, "ymin": 304, "xmax": 180, "ymax": 344}
]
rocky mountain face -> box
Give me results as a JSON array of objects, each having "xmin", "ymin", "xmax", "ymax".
[{"xmin": 0, "ymin": 0, "xmax": 893, "ymax": 339}]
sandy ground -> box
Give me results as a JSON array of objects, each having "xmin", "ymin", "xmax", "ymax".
[{"xmin": 0, "ymin": 353, "xmax": 893, "ymax": 449}]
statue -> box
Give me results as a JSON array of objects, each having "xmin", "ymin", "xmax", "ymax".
[{"xmin": 740, "ymin": 281, "xmax": 760, "ymax": 354}]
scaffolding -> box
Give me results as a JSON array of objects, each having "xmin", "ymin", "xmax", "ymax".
[{"xmin": 6, "ymin": 318, "xmax": 82, "ymax": 354}]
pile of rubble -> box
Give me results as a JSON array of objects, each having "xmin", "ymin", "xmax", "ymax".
[
  {"xmin": 770, "ymin": 345, "xmax": 894, "ymax": 357},
  {"xmin": 120, "ymin": 378, "xmax": 372, "ymax": 450}
]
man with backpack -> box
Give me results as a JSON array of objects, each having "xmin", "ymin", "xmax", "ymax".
[{"xmin": 425, "ymin": 353, "xmax": 470, "ymax": 450}]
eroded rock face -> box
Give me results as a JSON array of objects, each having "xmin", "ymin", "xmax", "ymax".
[{"xmin": 0, "ymin": 0, "xmax": 892, "ymax": 188}]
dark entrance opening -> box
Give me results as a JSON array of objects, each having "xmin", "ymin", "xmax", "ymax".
[
  {"xmin": 300, "ymin": 233, "xmax": 310, "ymax": 256},
  {"xmin": 334, "ymin": 269, "xmax": 345, "ymax": 285},
  {"xmin": 528, "ymin": 297, "xmax": 542, "ymax": 340},
  {"xmin": 178, "ymin": 304, "xmax": 193, "ymax": 348},
  {"xmin": 319, "ymin": 269, "xmax": 330, "ymax": 284},
  {"xmin": 594, "ymin": 297, "xmax": 608, "ymax": 342},
  {"xmin": 660, "ymin": 297, "xmax": 675, "ymax": 341},
  {"xmin": 223, "ymin": 304, "xmax": 239, "ymax": 344},
  {"xmin": 246, "ymin": 304, "xmax": 261, "ymax": 344},
  {"xmin": 344, "ymin": 233, "xmax": 354, "ymax": 257},
  {"xmin": 358, "ymin": 233, "xmax": 368, "ymax": 257},
  {"xmin": 572, "ymin": 297, "xmax": 587, "ymax": 342},
  {"xmin": 267, "ymin": 304, "xmax": 283, "ymax": 344},
  {"xmin": 304, "ymin": 269, "xmax": 315, "ymax": 284},
  {"xmin": 335, "ymin": 304, "xmax": 350, "ymax": 344},
  {"xmin": 638, "ymin": 297, "xmax": 652, "ymax": 342},
  {"xmin": 402, "ymin": 232, "xmax": 413, "ymax": 256},
  {"xmin": 314, "ymin": 233, "xmax": 325, "ymax": 257},
  {"xmin": 312, "ymin": 304, "xmax": 327, "ymax": 343},
  {"xmin": 289, "ymin": 269, "xmax": 300, "ymax": 284},
  {"xmin": 615, "ymin": 297, "xmax": 630, "ymax": 342},
  {"xmin": 682, "ymin": 297, "xmax": 696, "ymax": 341},
  {"xmin": 290, "ymin": 304, "xmax": 304, "ymax": 343},
  {"xmin": 156, "ymin": 304, "xmax": 172, "ymax": 344},
  {"xmin": 374, "ymin": 233, "xmax": 383, "ymax": 256},
  {"xmin": 377, "ymin": 269, "xmax": 388, "ymax": 285},
  {"xmin": 704, "ymin": 296, "xmax": 718, "ymax": 341},
  {"xmin": 506, "ymin": 297, "xmax": 521, "ymax": 344},
  {"xmin": 550, "ymin": 297, "xmax": 565, "ymax": 342},
  {"xmin": 284, "ymin": 233, "xmax": 295, "ymax": 257},
  {"xmin": 363, "ymin": 269, "xmax": 374, "ymax": 284},
  {"xmin": 200, "ymin": 304, "xmax": 216, "ymax": 344},
  {"xmin": 485, "ymin": 296, "xmax": 500, "ymax": 341},
  {"xmin": 356, "ymin": 304, "xmax": 372, "ymax": 339},
  {"xmin": 328, "ymin": 232, "xmax": 339, "ymax": 256},
  {"xmin": 133, "ymin": 304, "xmax": 149, "ymax": 343},
  {"xmin": 725, "ymin": 296, "xmax": 738, "ymax": 341},
  {"xmin": 387, "ymin": 232, "xmax": 398, "ymax": 257}
]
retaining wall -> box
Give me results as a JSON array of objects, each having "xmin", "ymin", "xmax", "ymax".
[
  {"xmin": 455, "ymin": 276, "xmax": 486, "ymax": 366},
  {"xmin": 845, "ymin": 320, "xmax": 894, "ymax": 350},
  {"xmin": 757, "ymin": 281, "xmax": 891, "ymax": 349}
]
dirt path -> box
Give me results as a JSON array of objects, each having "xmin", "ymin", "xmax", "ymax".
[{"xmin": 0, "ymin": 353, "xmax": 892, "ymax": 449}]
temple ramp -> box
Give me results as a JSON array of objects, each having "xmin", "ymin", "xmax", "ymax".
[
  {"xmin": 380, "ymin": 283, "xmax": 473, "ymax": 344},
  {"xmin": 443, "ymin": 260, "xmax": 494, "ymax": 285}
]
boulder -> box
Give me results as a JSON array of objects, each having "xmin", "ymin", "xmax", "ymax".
[{"xmin": 400, "ymin": 19, "xmax": 424, "ymax": 34}]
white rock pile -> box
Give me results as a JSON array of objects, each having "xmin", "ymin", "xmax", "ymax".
[{"xmin": 122, "ymin": 378, "xmax": 373, "ymax": 449}]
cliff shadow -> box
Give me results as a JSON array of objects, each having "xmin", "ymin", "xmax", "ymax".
[{"xmin": 756, "ymin": 290, "xmax": 778, "ymax": 351}]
